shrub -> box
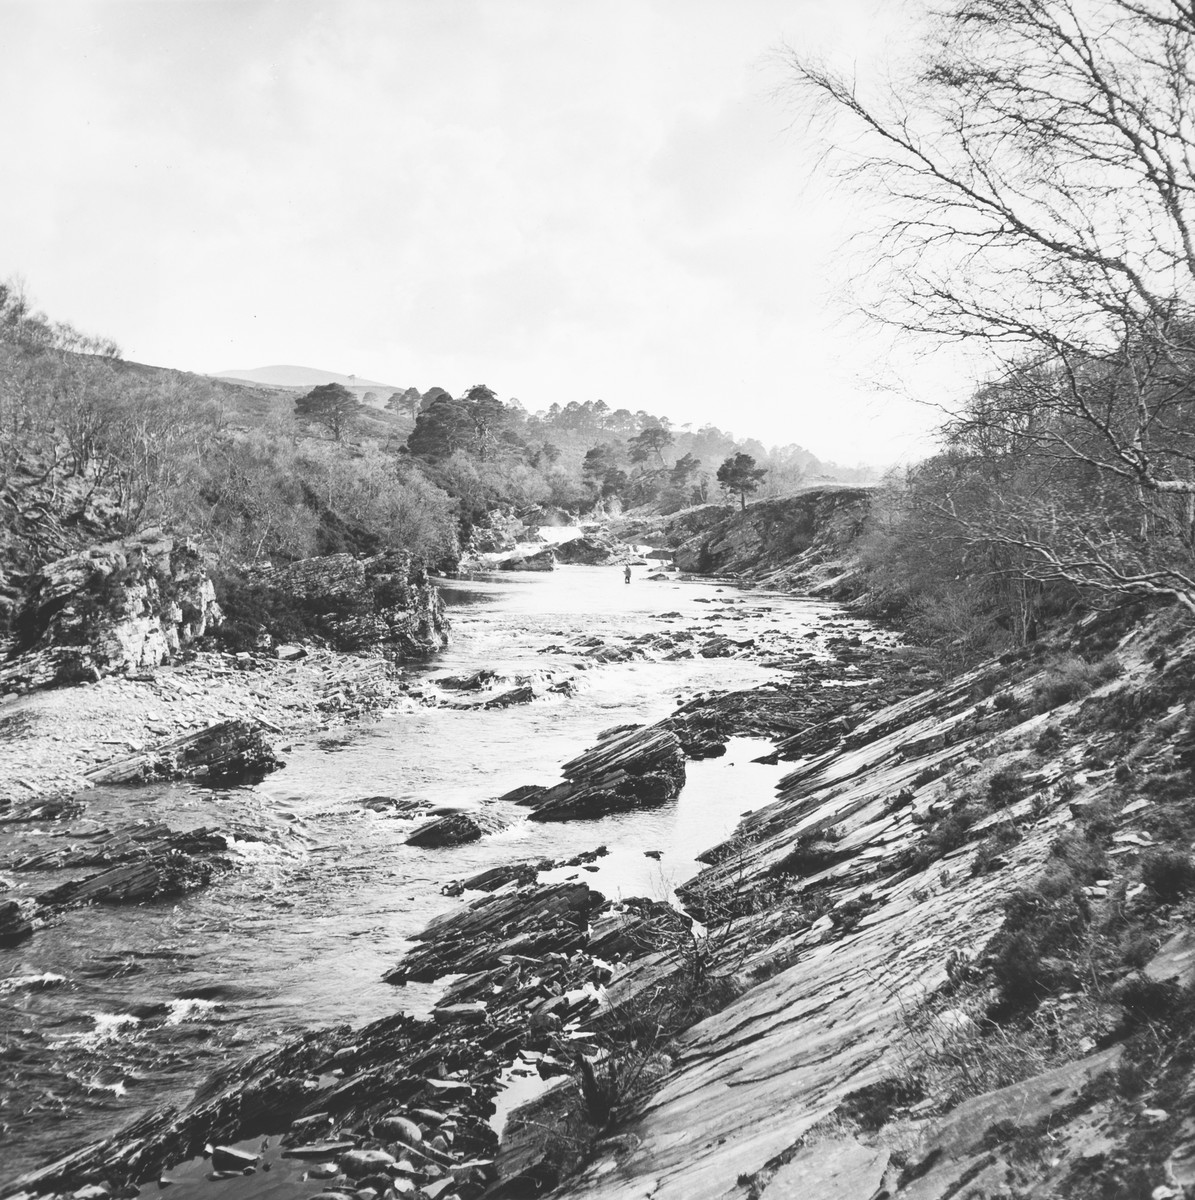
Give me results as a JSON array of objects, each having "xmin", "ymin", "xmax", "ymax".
[
  {"xmin": 1141, "ymin": 849, "xmax": 1195, "ymax": 903},
  {"xmin": 1033, "ymin": 655, "xmax": 1102, "ymax": 713},
  {"xmin": 988, "ymin": 766, "xmax": 1029, "ymax": 808}
]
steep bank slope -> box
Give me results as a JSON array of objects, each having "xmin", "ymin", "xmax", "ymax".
[
  {"xmin": 548, "ymin": 604, "xmax": 1195, "ymax": 1200},
  {"xmin": 616, "ymin": 486, "xmax": 874, "ymax": 593}
]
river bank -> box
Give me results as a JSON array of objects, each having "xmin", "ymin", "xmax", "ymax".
[
  {"xmin": 0, "ymin": 538, "xmax": 924, "ymax": 1194},
  {"xmin": 11, "ymin": 497, "xmax": 1195, "ymax": 1200}
]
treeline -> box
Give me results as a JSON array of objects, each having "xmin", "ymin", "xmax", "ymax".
[{"xmin": 0, "ymin": 280, "xmax": 864, "ymax": 625}]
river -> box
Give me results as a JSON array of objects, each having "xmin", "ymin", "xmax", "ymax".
[{"xmin": 0, "ymin": 561, "xmax": 872, "ymax": 1187}]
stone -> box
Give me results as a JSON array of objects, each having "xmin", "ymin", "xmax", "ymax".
[
  {"xmin": 498, "ymin": 548, "xmax": 557, "ymax": 572},
  {"xmin": 482, "ymin": 685, "xmax": 534, "ymax": 709},
  {"xmin": 375, "ymin": 1115, "xmax": 422, "ymax": 1147},
  {"xmin": 405, "ymin": 810, "xmax": 511, "ymax": 848},
  {"xmin": 243, "ymin": 551, "xmax": 449, "ymax": 659},
  {"xmin": 514, "ymin": 725, "xmax": 686, "ymax": 822},
  {"xmin": 210, "ymin": 1145, "xmax": 259, "ymax": 1172},
  {"xmin": 275, "ymin": 644, "xmax": 306, "ymax": 661},
  {"xmin": 282, "ymin": 1142, "xmax": 358, "ymax": 1159},
  {"xmin": 338, "ymin": 1149, "xmax": 397, "ymax": 1178},
  {"xmin": 553, "ymin": 536, "xmax": 621, "ymax": 565},
  {"xmin": 433, "ymin": 1003, "xmax": 488, "ymax": 1025},
  {"xmin": 1145, "ymin": 930, "xmax": 1195, "ymax": 989}
]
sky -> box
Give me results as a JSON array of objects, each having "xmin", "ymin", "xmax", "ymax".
[{"xmin": 0, "ymin": 0, "xmax": 968, "ymax": 466}]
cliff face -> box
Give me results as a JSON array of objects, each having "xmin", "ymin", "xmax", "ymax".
[
  {"xmin": 1, "ymin": 532, "xmax": 222, "ymax": 691},
  {"xmin": 625, "ymin": 487, "xmax": 874, "ymax": 593},
  {"xmin": 248, "ymin": 550, "xmax": 449, "ymax": 658}
]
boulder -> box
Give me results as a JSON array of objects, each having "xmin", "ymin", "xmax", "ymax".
[
  {"xmin": 483, "ymin": 685, "xmax": 534, "ymax": 709},
  {"xmin": 553, "ymin": 536, "xmax": 621, "ymax": 565},
  {"xmin": 499, "ymin": 548, "xmax": 556, "ymax": 572},
  {"xmin": 1, "ymin": 532, "xmax": 222, "ymax": 691},
  {"xmin": 405, "ymin": 809, "xmax": 511, "ymax": 848}
]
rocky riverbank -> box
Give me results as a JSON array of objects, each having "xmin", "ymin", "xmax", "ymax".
[{"xmin": 12, "ymin": 498, "xmax": 1195, "ymax": 1200}]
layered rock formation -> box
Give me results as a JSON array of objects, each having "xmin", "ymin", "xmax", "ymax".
[
  {"xmin": 511, "ymin": 725, "xmax": 686, "ymax": 821},
  {"xmin": 245, "ymin": 550, "xmax": 448, "ymax": 658},
  {"xmin": 617, "ymin": 487, "xmax": 874, "ymax": 593},
  {"xmin": 1, "ymin": 531, "xmax": 221, "ymax": 691}
]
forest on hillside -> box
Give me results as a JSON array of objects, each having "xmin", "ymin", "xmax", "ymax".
[{"xmin": 0, "ymin": 278, "xmax": 868, "ymax": 623}]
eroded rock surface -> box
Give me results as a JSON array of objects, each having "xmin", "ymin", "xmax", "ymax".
[
  {"xmin": 1, "ymin": 532, "xmax": 221, "ymax": 691},
  {"xmin": 513, "ymin": 725, "xmax": 686, "ymax": 822}
]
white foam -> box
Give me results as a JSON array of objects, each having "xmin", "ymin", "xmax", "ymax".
[
  {"xmin": 165, "ymin": 997, "xmax": 222, "ymax": 1024},
  {"xmin": 0, "ymin": 972, "xmax": 66, "ymax": 995}
]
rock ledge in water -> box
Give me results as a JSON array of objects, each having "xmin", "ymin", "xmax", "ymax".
[{"xmin": 514, "ymin": 724, "xmax": 686, "ymax": 822}]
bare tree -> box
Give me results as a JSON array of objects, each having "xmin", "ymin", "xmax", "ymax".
[{"xmin": 789, "ymin": 0, "xmax": 1195, "ymax": 608}]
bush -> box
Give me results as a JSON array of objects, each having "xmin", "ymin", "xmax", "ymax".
[
  {"xmin": 1141, "ymin": 849, "xmax": 1195, "ymax": 903},
  {"xmin": 1032, "ymin": 655, "xmax": 1117, "ymax": 713},
  {"xmin": 988, "ymin": 766, "xmax": 1029, "ymax": 808}
]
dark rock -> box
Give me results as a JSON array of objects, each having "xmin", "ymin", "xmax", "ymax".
[
  {"xmin": 385, "ymin": 882, "xmax": 605, "ymax": 983},
  {"xmin": 437, "ymin": 669, "xmax": 500, "ymax": 691},
  {"xmin": 84, "ymin": 719, "xmax": 280, "ymax": 786},
  {"xmin": 459, "ymin": 861, "xmax": 549, "ymax": 893},
  {"xmin": 513, "ymin": 725, "xmax": 686, "ymax": 822},
  {"xmin": 406, "ymin": 810, "xmax": 511, "ymax": 848},
  {"xmin": 483, "ymin": 686, "xmax": 534, "ymax": 709},
  {"xmin": 553, "ymin": 536, "xmax": 621, "ymax": 565},
  {"xmin": 0, "ymin": 898, "xmax": 33, "ymax": 946},
  {"xmin": 37, "ymin": 850, "xmax": 228, "ymax": 908},
  {"xmin": 433, "ymin": 1003, "xmax": 489, "ymax": 1025},
  {"xmin": 498, "ymin": 548, "xmax": 556, "ymax": 572}
]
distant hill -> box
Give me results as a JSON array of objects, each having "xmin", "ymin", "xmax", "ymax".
[{"xmin": 215, "ymin": 365, "xmax": 401, "ymax": 399}]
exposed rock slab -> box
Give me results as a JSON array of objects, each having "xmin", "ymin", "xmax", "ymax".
[
  {"xmin": 762, "ymin": 1138, "xmax": 888, "ymax": 1199},
  {"xmin": 384, "ymin": 881, "xmax": 605, "ymax": 983},
  {"xmin": 514, "ymin": 725, "xmax": 686, "ymax": 822},
  {"xmin": 83, "ymin": 718, "xmax": 280, "ymax": 785}
]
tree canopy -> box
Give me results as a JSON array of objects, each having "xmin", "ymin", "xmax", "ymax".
[
  {"xmin": 295, "ymin": 382, "xmax": 362, "ymax": 442},
  {"xmin": 717, "ymin": 452, "xmax": 767, "ymax": 510}
]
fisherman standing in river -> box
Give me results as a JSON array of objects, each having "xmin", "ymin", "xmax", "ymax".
[{"xmin": 624, "ymin": 564, "xmax": 632, "ymax": 584}]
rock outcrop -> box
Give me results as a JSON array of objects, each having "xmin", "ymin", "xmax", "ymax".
[
  {"xmin": 512, "ymin": 725, "xmax": 686, "ymax": 821},
  {"xmin": 243, "ymin": 550, "xmax": 448, "ymax": 658},
  {"xmin": 498, "ymin": 547, "xmax": 557, "ymax": 572},
  {"xmin": 615, "ymin": 487, "xmax": 874, "ymax": 593},
  {"xmin": 1, "ymin": 531, "xmax": 221, "ymax": 691},
  {"xmin": 83, "ymin": 718, "xmax": 280, "ymax": 785}
]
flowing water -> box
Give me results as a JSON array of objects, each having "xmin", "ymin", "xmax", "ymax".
[{"xmin": 0, "ymin": 562, "xmax": 870, "ymax": 1186}]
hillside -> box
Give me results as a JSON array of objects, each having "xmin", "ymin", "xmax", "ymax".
[{"xmin": 215, "ymin": 364, "xmax": 402, "ymax": 397}]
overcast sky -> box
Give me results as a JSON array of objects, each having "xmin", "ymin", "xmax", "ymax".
[{"xmin": 0, "ymin": 0, "xmax": 966, "ymax": 465}]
